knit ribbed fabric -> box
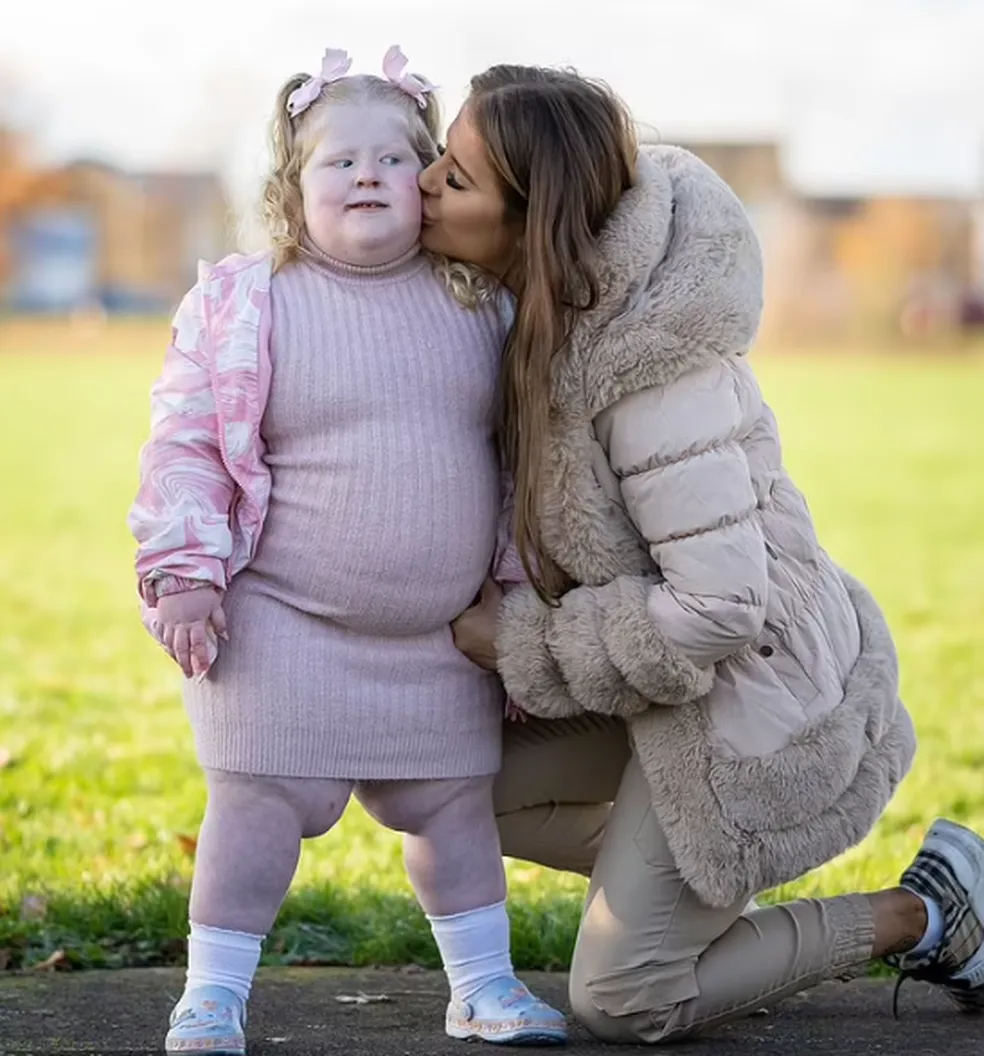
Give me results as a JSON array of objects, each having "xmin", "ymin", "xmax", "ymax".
[{"xmin": 183, "ymin": 247, "xmax": 507, "ymax": 779}]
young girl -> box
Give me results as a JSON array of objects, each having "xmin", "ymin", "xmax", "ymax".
[{"xmin": 128, "ymin": 47, "xmax": 566, "ymax": 1054}]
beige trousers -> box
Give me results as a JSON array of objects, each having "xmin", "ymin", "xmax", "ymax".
[{"xmin": 493, "ymin": 715, "xmax": 877, "ymax": 1044}]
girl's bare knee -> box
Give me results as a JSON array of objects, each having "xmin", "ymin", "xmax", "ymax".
[
  {"xmin": 290, "ymin": 778, "xmax": 353, "ymax": 838},
  {"xmin": 205, "ymin": 772, "xmax": 351, "ymax": 838},
  {"xmin": 357, "ymin": 776, "xmax": 492, "ymax": 835}
]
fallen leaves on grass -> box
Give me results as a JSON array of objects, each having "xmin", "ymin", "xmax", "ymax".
[
  {"xmin": 175, "ymin": 833, "xmax": 198, "ymax": 856},
  {"xmin": 29, "ymin": 949, "xmax": 68, "ymax": 971}
]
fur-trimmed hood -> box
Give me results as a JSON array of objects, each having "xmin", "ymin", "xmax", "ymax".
[{"xmin": 562, "ymin": 145, "xmax": 764, "ymax": 416}]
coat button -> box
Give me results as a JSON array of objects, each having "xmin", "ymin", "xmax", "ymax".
[{"xmin": 759, "ymin": 645, "xmax": 774, "ymax": 657}]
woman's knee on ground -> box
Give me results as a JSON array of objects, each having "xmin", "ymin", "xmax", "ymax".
[
  {"xmin": 356, "ymin": 776, "xmax": 494, "ymax": 836},
  {"xmin": 205, "ymin": 770, "xmax": 352, "ymax": 839},
  {"xmin": 568, "ymin": 956, "xmax": 695, "ymax": 1045}
]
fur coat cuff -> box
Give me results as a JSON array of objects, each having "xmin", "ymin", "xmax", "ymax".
[{"xmin": 496, "ymin": 577, "xmax": 714, "ymax": 719}]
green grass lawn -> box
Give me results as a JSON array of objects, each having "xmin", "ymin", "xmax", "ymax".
[{"xmin": 2, "ymin": 322, "xmax": 983, "ymax": 972}]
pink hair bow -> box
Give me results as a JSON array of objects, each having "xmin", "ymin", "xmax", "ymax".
[
  {"xmin": 382, "ymin": 45, "xmax": 436, "ymax": 110},
  {"xmin": 287, "ymin": 48, "xmax": 353, "ymax": 118}
]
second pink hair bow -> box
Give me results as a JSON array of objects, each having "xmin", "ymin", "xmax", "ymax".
[{"xmin": 382, "ymin": 45, "xmax": 437, "ymax": 110}]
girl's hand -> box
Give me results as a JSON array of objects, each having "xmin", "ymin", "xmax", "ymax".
[
  {"xmin": 154, "ymin": 586, "xmax": 228, "ymax": 679},
  {"xmin": 451, "ymin": 578, "xmax": 502, "ymax": 672}
]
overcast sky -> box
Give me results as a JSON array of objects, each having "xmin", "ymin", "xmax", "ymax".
[{"xmin": 3, "ymin": 0, "xmax": 983, "ymax": 199}]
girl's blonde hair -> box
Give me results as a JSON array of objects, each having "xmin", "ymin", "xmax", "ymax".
[{"xmin": 260, "ymin": 71, "xmax": 487, "ymax": 307}]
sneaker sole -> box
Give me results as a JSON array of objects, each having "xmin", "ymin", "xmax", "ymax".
[
  {"xmin": 926, "ymin": 819, "xmax": 984, "ymax": 988},
  {"xmin": 446, "ymin": 1024, "xmax": 568, "ymax": 1045},
  {"xmin": 165, "ymin": 1037, "xmax": 246, "ymax": 1055}
]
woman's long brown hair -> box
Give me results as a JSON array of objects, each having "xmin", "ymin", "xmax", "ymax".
[{"xmin": 468, "ymin": 66, "xmax": 637, "ymax": 602}]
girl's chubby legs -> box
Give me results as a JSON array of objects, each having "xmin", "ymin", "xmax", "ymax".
[
  {"xmin": 167, "ymin": 770, "xmax": 566, "ymax": 1053},
  {"xmin": 166, "ymin": 770, "xmax": 353, "ymax": 1054},
  {"xmin": 356, "ymin": 775, "xmax": 568, "ymax": 1044}
]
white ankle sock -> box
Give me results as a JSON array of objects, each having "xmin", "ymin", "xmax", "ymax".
[
  {"xmin": 427, "ymin": 900, "xmax": 514, "ymax": 1001},
  {"xmin": 906, "ymin": 891, "xmax": 945, "ymax": 957},
  {"xmin": 185, "ymin": 922, "xmax": 264, "ymax": 1002}
]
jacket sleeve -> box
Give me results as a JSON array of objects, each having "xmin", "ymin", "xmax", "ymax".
[
  {"xmin": 495, "ymin": 363, "xmax": 767, "ymax": 719},
  {"xmin": 596, "ymin": 363, "xmax": 769, "ymax": 666},
  {"xmin": 127, "ymin": 281, "xmax": 237, "ymax": 603},
  {"xmin": 496, "ymin": 577, "xmax": 715, "ymax": 719}
]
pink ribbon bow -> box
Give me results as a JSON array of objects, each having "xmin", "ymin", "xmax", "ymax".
[
  {"xmin": 382, "ymin": 45, "xmax": 436, "ymax": 110},
  {"xmin": 286, "ymin": 48, "xmax": 353, "ymax": 118}
]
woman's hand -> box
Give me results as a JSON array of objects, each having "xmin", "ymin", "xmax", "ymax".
[{"xmin": 451, "ymin": 578, "xmax": 503, "ymax": 672}]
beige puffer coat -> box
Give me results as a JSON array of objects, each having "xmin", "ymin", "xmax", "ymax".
[{"xmin": 496, "ymin": 146, "xmax": 916, "ymax": 907}]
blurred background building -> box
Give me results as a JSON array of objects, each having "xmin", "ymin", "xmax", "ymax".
[
  {"xmin": 0, "ymin": 127, "xmax": 228, "ymax": 313},
  {"xmin": 658, "ymin": 137, "xmax": 984, "ymax": 343}
]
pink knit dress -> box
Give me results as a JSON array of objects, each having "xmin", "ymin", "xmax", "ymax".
[{"xmin": 183, "ymin": 246, "xmax": 507, "ymax": 779}]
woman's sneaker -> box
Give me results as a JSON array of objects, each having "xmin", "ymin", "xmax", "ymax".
[
  {"xmin": 887, "ymin": 818, "xmax": 984, "ymax": 1015},
  {"xmin": 446, "ymin": 975, "xmax": 568, "ymax": 1045},
  {"xmin": 165, "ymin": 984, "xmax": 247, "ymax": 1054}
]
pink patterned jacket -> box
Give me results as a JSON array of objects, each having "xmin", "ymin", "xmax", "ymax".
[
  {"xmin": 128, "ymin": 251, "xmax": 276, "ymax": 604},
  {"xmin": 128, "ymin": 250, "xmax": 524, "ymax": 606}
]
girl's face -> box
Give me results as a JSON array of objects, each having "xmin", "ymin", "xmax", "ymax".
[
  {"xmin": 418, "ymin": 103, "xmax": 519, "ymax": 283},
  {"xmin": 301, "ymin": 101, "xmax": 423, "ymax": 267}
]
